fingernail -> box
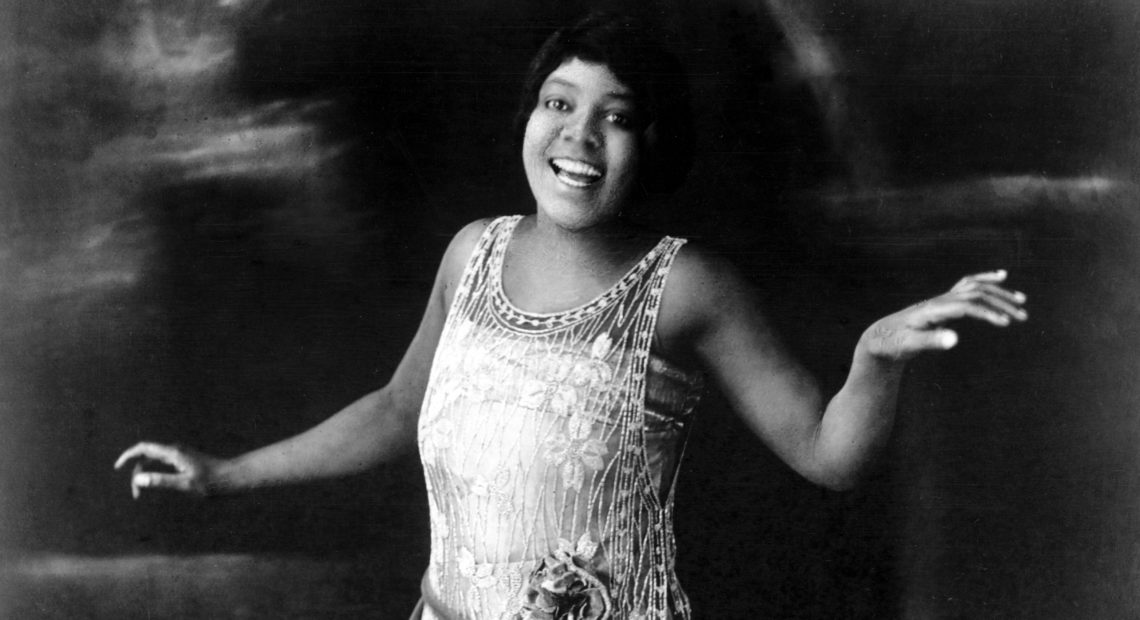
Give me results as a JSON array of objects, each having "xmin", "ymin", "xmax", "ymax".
[
  {"xmin": 133, "ymin": 474, "xmax": 150, "ymax": 488},
  {"xmin": 941, "ymin": 332, "xmax": 958, "ymax": 348},
  {"xmin": 1015, "ymin": 291, "xmax": 1027, "ymax": 302}
]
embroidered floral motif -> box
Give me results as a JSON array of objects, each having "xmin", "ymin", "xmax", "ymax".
[
  {"xmin": 566, "ymin": 411, "xmax": 591, "ymax": 440},
  {"xmin": 590, "ymin": 333, "xmax": 613, "ymax": 360},
  {"xmin": 442, "ymin": 347, "xmax": 499, "ymax": 406},
  {"xmin": 520, "ymin": 378, "xmax": 579, "ymax": 416},
  {"xmin": 470, "ymin": 467, "xmax": 516, "ymax": 514},
  {"xmin": 515, "ymin": 534, "xmax": 611, "ymax": 620},
  {"xmin": 465, "ymin": 365, "xmax": 498, "ymax": 400},
  {"xmin": 459, "ymin": 547, "xmax": 529, "ymax": 618},
  {"xmin": 430, "ymin": 329, "xmax": 505, "ymax": 414},
  {"xmin": 459, "ymin": 549, "xmax": 495, "ymax": 611},
  {"xmin": 569, "ymin": 359, "xmax": 613, "ymax": 388},
  {"xmin": 564, "ymin": 533, "xmax": 599, "ymax": 561},
  {"xmin": 459, "ymin": 547, "xmax": 499, "ymax": 590},
  {"xmin": 543, "ymin": 433, "xmax": 608, "ymax": 491},
  {"xmin": 520, "ymin": 344, "xmax": 615, "ymax": 415},
  {"xmin": 499, "ymin": 569, "xmax": 526, "ymax": 620}
]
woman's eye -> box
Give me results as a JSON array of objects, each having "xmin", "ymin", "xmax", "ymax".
[
  {"xmin": 607, "ymin": 112, "xmax": 634, "ymax": 128},
  {"xmin": 544, "ymin": 99, "xmax": 569, "ymax": 112}
]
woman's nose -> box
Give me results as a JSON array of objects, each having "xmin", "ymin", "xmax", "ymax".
[{"xmin": 560, "ymin": 112, "xmax": 599, "ymax": 147}]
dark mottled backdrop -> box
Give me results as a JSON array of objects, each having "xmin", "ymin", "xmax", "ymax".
[{"xmin": 1, "ymin": 0, "xmax": 1138, "ymax": 618}]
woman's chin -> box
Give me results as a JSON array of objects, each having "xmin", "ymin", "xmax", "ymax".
[
  {"xmin": 533, "ymin": 191, "xmax": 627, "ymax": 231},
  {"xmin": 535, "ymin": 207, "xmax": 619, "ymax": 233}
]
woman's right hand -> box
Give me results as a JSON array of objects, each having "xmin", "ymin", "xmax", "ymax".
[{"xmin": 114, "ymin": 442, "xmax": 223, "ymax": 499}]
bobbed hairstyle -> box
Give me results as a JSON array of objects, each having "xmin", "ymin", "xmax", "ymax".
[{"xmin": 514, "ymin": 11, "xmax": 695, "ymax": 196}]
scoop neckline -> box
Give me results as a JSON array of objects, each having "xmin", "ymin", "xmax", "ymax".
[{"xmin": 490, "ymin": 215, "xmax": 670, "ymax": 321}]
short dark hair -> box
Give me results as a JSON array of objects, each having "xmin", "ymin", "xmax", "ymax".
[{"xmin": 515, "ymin": 11, "xmax": 695, "ymax": 196}]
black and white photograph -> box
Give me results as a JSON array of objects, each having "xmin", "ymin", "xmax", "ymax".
[{"xmin": 0, "ymin": 1, "xmax": 1137, "ymax": 618}]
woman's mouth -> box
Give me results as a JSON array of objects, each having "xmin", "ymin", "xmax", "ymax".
[{"xmin": 550, "ymin": 158, "xmax": 604, "ymax": 188}]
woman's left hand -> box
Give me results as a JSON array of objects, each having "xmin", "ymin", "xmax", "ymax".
[{"xmin": 863, "ymin": 269, "xmax": 1028, "ymax": 363}]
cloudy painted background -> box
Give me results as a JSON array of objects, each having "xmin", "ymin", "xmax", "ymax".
[{"xmin": 1, "ymin": 1, "xmax": 1138, "ymax": 617}]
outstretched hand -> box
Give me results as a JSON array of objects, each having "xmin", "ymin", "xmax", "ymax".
[
  {"xmin": 114, "ymin": 442, "xmax": 221, "ymax": 499},
  {"xmin": 863, "ymin": 269, "xmax": 1027, "ymax": 362}
]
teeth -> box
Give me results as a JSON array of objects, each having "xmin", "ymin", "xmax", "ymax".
[
  {"xmin": 558, "ymin": 174, "xmax": 592, "ymax": 188},
  {"xmin": 551, "ymin": 158, "xmax": 602, "ymax": 179}
]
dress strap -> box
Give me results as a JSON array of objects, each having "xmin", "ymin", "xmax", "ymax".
[{"xmin": 445, "ymin": 215, "xmax": 523, "ymax": 329}]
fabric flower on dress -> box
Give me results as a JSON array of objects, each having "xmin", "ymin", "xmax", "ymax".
[
  {"xmin": 543, "ymin": 433, "xmax": 608, "ymax": 492},
  {"xmin": 515, "ymin": 534, "xmax": 611, "ymax": 620}
]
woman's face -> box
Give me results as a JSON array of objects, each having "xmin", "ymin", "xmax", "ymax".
[{"xmin": 522, "ymin": 58, "xmax": 642, "ymax": 231}]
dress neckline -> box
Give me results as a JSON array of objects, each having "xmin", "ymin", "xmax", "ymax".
[{"xmin": 490, "ymin": 215, "xmax": 671, "ymax": 322}]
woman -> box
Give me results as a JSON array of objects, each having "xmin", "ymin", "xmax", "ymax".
[{"xmin": 116, "ymin": 12, "xmax": 1027, "ymax": 619}]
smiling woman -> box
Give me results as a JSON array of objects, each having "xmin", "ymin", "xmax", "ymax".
[
  {"xmin": 110, "ymin": 10, "xmax": 1031, "ymax": 620},
  {"xmin": 522, "ymin": 59, "xmax": 642, "ymax": 231},
  {"xmin": 513, "ymin": 13, "xmax": 695, "ymax": 201}
]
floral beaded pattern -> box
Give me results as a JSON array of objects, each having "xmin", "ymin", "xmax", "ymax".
[{"xmin": 418, "ymin": 216, "xmax": 702, "ymax": 619}]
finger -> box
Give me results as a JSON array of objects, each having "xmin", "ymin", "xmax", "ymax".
[
  {"xmin": 132, "ymin": 470, "xmax": 193, "ymax": 493},
  {"xmin": 909, "ymin": 328, "xmax": 959, "ymax": 352},
  {"xmin": 914, "ymin": 299, "xmax": 1012, "ymax": 327},
  {"xmin": 968, "ymin": 287, "xmax": 1029, "ymax": 321},
  {"xmin": 951, "ymin": 269, "xmax": 1008, "ymax": 292},
  {"xmin": 945, "ymin": 288, "xmax": 1027, "ymax": 322},
  {"xmin": 975, "ymin": 282, "xmax": 1027, "ymax": 308},
  {"xmin": 131, "ymin": 463, "xmax": 143, "ymax": 499},
  {"xmin": 880, "ymin": 327, "xmax": 959, "ymax": 360},
  {"xmin": 115, "ymin": 442, "xmax": 185, "ymax": 470}
]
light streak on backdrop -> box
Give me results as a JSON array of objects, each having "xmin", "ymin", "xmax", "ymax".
[{"xmin": 762, "ymin": 0, "xmax": 887, "ymax": 188}]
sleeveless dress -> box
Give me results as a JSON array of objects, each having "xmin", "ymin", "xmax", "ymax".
[{"xmin": 415, "ymin": 216, "xmax": 704, "ymax": 620}]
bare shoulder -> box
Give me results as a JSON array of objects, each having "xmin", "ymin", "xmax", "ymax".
[
  {"xmin": 436, "ymin": 218, "xmax": 495, "ymax": 305},
  {"xmin": 670, "ymin": 241, "xmax": 748, "ymax": 298},
  {"xmin": 658, "ymin": 241, "xmax": 761, "ymax": 364},
  {"xmin": 444, "ymin": 218, "xmax": 494, "ymax": 264},
  {"xmin": 666, "ymin": 242, "xmax": 756, "ymax": 321}
]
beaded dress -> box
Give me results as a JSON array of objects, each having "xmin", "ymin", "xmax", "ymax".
[{"xmin": 416, "ymin": 216, "xmax": 704, "ymax": 619}]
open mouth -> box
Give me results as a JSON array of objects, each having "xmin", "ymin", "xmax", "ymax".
[{"xmin": 550, "ymin": 158, "xmax": 604, "ymax": 188}]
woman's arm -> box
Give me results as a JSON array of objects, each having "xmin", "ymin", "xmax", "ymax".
[
  {"xmin": 114, "ymin": 220, "xmax": 490, "ymax": 497},
  {"xmin": 659, "ymin": 250, "xmax": 1026, "ymax": 490}
]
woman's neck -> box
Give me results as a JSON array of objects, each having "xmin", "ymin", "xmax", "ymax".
[
  {"xmin": 524, "ymin": 212, "xmax": 648, "ymax": 268},
  {"xmin": 501, "ymin": 213, "xmax": 658, "ymax": 314}
]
